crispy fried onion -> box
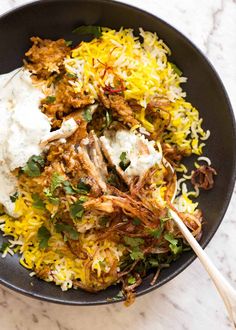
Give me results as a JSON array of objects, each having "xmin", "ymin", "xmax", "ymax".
[
  {"xmin": 191, "ymin": 165, "xmax": 217, "ymax": 190},
  {"xmin": 121, "ymin": 273, "xmax": 142, "ymax": 307}
]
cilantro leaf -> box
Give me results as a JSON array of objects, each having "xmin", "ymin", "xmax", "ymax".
[
  {"xmin": 43, "ymin": 188, "xmax": 59, "ymax": 205},
  {"xmin": 149, "ymin": 227, "xmax": 162, "ymax": 238},
  {"xmin": 63, "ymin": 181, "xmax": 77, "ymax": 195},
  {"xmin": 10, "ymin": 192, "xmax": 19, "ymax": 203},
  {"xmin": 0, "ymin": 242, "xmax": 10, "ymax": 253},
  {"xmin": 170, "ymin": 244, "xmax": 182, "ymax": 255},
  {"xmin": 132, "ymin": 217, "xmax": 141, "ymax": 226},
  {"xmin": 51, "ymin": 173, "xmax": 64, "ymax": 193},
  {"xmin": 32, "ymin": 194, "xmax": 45, "ymax": 210},
  {"xmin": 123, "ymin": 236, "xmax": 144, "ymax": 261},
  {"xmin": 105, "ymin": 110, "xmax": 113, "ymax": 127},
  {"xmin": 83, "ymin": 107, "xmax": 93, "ymax": 122},
  {"xmin": 65, "ymin": 40, "xmax": 73, "ymax": 46},
  {"xmin": 127, "ymin": 276, "xmax": 136, "ymax": 285},
  {"xmin": 73, "ymin": 25, "xmax": 102, "ymax": 38},
  {"xmin": 70, "ymin": 201, "xmax": 85, "ymax": 220},
  {"xmin": 164, "ymin": 232, "xmax": 182, "ymax": 255},
  {"xmin": 164, "ymin": 232, "xmax": 178, "ymax": 245},
  {"xmin": 77, "ymin": 179, "xmax": 91, "ymax": 194},
  {"xmin": 148, "ymin": 258, "xmax": 159, "ymax": 267},
  {"xmin": 55, "ymin": 223, "xmax": 79, "ymax": 240},
  {"xmin": 130, "ymin": 248, "xmax": 144, "ymax": 261},
  {"xmin": 22, "ymin": 155, "xmax": 45, "ymax": 177},
  {"xmin": 123, "ymin": 236, "xmax": 144, "ymax": 248},
  {"xmin": 119, "ymin": 152, "xmax": 130, "ymax": 171},
  {"xmin": 45, "ymin": 96, "xmax": 56, "ymax": 104},
  {"xmin": 107, "ymin": 290, "xmax": 124, "ymax": 302},
  {"xmin": 99, "ymin": 216, "xmax": 109, "ymax": 227},
  {"xmin": 66, "ymin": 72, "xmax": 77, "ymax": 78},
  {"xmin": 63, "ymin": 179, "xmax": 91, "ymax": 195},
  {"xmin": 160, "ymin": 216, "xmax": 171, "ymax": 225},
  {"xmin": 37, "ymin": 225, "xmax": 51, "ymax": 249},
  {"xmin": 43, "ymin": 173, "xmax": 64, "ymax": 204}
]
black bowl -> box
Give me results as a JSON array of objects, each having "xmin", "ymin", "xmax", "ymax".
[{"xmin": 0, "ymin": 0, "xmax": 235, "ymax": 305}]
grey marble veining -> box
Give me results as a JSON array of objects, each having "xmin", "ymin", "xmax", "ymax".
[{"xmin": 0, "ymin": 0, "xmax": 236, "ymax": 329}]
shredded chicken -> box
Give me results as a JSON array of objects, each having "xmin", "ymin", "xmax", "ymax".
[
  {"xmin": 77, "ymin": 132, "xmax": 108, "ymax": 192},
  {"xmin": 84, "ymin": 197, "xmax": 115, "ymax": 213},
  {"xmin": 100, "ymin": 136, "xmax": 130, "ymax": 185}
]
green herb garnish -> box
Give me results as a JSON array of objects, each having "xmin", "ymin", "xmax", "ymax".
[
  {"xmin": 37, "ymin": 225, "xmax": 51, "ymax": 249},
  {"xmin": 70, "ymin": 200, "xmax": 85, "ymax": 220},
  {"xmin": 164, "ymin": 232, "xmax": 182, "ymax": 254},
  {"xmin": 123, "ymin": 236, "xmax": 144, "ymax": 247},
  {"xmin": 10, "ymin": 192, "xmax": 19, "ymax": 203},
  {"xmin": 77, "ymin": 179, "xmax": 91, "ymax": 194},
  {"xmin": 130, "ymin": 249, "xmax": 144, "ymax": 261},
  {"xmin": 65, "ymin": 40, "xmax": 73, "ymax": 46},
  {"xmin": 45, "ymin": 96, "xmax": 56, "ymax": 104},
  {"xmin": 22, "ymin": 155, "xmax": 45, "ymax": 177},
  {"xmin": 99, "ymin": 216, "xmax": 109, "ymax": 227},
  {"xmin": 83, "ymin": 107, "xmax": 93, "ymax": 122},
  {"xmin": 63, "ymin": 181, "xmax": 77, "ymax": 195},
  {"xmin": 119, "ymin": 152, "xmax": 130, "ymax": 171},
  {"xmin": 127, "ymin": 276, "xmax": 136, "ymax": 285},
  {"xmin": 105, "ymin": 110, "xmax": 113, "ymax": 127},
  {"xmin": 43, "ymin": 173, "xmax": 64, "ymax": 204},
  {"xmin": 66, "ymin": 72, "xmax": 77, "ymax": 78},
  {"xmin": 55, "ymin": 223, "xmax": 79, "ymax": 240},
  {"xmin": 149, "ymin": 227, "xmax": 162, "ymax": 239},
  {"xmin": 0, "ymin": 242, "xmax": 10, "ymax": 253},
  {"xmin": 63, "ymin": 179, "xmax": 91, "ymax": 195},
  {"xmin": 170, "ymin": 62, "xmax": 182, "ymax": 76},
  {"xmin": 132, "ymin": 217, "xmax": 141, "ymax": 226},
  {"xmin": 107, "ymin": 290, "xmax": 124, "ymax": 302},
  {"xmin": 51, "ymin": 173, "xmax": 64, "ymax": 193},
  {"xmin": 124, "ymin": 236, "xmax": 145, "ymax": 261},
  {"xmin": 32, "ymin": 194, "xmax": 45, "ymax": 210},
  {"xmin": 43, "ymin": 188, "xmax": 59, "ymax": 205},
  {"xmin": 148, "ymin": 258, "xmax": 159, "ymax": 268},
  {"xmin": 73, "ymin": 25, "xmax": 102, "ymax": 38}
]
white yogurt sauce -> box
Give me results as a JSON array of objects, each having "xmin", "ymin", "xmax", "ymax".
[
  {"xmin": 100, "ymin": 130, "xmax": 162, "ymax": 178},
  {"xmin": 0, "ymin": 68, "xmax": 51, "ymax": 216}
]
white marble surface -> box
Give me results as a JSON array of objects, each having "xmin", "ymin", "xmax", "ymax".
[{"xmin": 0, "ymin": 0, "xmax": 236, "ymax": 329}]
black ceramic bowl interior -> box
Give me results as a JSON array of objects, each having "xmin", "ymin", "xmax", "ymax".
[{"xmin": 0, "ymin": 0, "xmax": 235, "ymax": 305}]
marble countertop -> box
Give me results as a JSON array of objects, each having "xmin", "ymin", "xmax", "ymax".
[{"xmin": 0, "ymin": 0, "xmax": 236, "ymax": 329}]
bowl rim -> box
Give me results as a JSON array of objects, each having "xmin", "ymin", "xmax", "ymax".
[{"xmin": 0, "ymin": 0, "xmax": 236, "ymax": 305}]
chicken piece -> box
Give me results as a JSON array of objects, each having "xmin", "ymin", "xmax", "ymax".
[
  {"xmin": 77, "ymin": 131, "xmax": 108, "ymax": 192},
  {"xmin": 99, "ymin": 93, "xmax": 139, "ymax": 127},
  {"xmin": 84, "ymin": 197, "xmax": 114, "ymax": 213}
]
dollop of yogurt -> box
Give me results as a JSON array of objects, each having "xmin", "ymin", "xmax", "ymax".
[
  {"xmin": 100, "ymin": 130, "xmax": 162, "ymax": 178},
  {"xmin": 0, "ymin": 68, "xmax": 51, "ymax": 216}
]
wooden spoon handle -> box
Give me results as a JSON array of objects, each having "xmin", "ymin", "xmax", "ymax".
[{"xmin": 170, "ymin": 210, "xmax": 236, "ymax": 328}]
